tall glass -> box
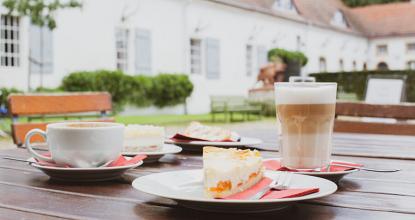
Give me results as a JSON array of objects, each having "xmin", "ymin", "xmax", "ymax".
[{"xmin": 274, "ymin": 82, "xmax": 337, "ymax": 170}]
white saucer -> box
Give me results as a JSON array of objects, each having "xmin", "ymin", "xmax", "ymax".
[
  {"xmin": 164, "ymin": 137, "xmax": 263, "ymax": 152},
  {"xmin": 122, "ymin": 144, "xmax": 182, "ymax": 163},
  {"xmin": 29, "ymin": 158, "xmax": 143, "ymax": 182},
  {"xmin": 264, "ymin": 158, "xmax": 359, "ymax": 183},
  {"xmin": 132, "ymin": 169, "xmax": 337, "ymax": 213}
]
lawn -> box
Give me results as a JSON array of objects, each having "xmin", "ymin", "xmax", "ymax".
[
  {"xmin": 116, "ymin": 113, "xmax": 225, "ymax": 125},
  {"xmin": 0, "ymin": 113, "xmax": 273, "ymax": 135}
]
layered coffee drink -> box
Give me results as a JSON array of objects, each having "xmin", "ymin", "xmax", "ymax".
[{"xmin": 275, "ymin": 83, "xmax": 337, "ymax": 170}]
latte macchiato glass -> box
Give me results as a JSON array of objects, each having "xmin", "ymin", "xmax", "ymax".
[{"xmin": 275, "ymin": 82, "xmax": 337, "ymax": 170}]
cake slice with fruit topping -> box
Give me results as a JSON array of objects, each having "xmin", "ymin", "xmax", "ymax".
[{"xmin": 203, "ymin": 147, "xmax": 264, "ymax": 198}]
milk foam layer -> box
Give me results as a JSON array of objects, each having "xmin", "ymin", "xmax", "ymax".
[{"xmin": 274, "ymin": 83, "xmax": 337, "ymax": 105}]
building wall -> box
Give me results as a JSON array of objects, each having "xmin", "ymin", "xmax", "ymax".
[
  {"xmin": 368, "ymin": 36, "xmax": 415, "ymax": 70},
  {"xmin": 0, "ymin": 0, "xmax": 413, "ymax": 114}
]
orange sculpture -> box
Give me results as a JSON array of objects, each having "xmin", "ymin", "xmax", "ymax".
[{"xmin": 257, "ymin": 61, "xmax": 286, "ymax": 88}]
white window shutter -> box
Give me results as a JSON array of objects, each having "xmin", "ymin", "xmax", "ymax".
[
  {"xmin": 257, "ymin": 45, "xmax": 268, "ymax": 69},
  {"xmin": 135, "ymin": 28, "xmax": 152, "ymax": 74},
  {"xmin": 29, "ymin": 25, "xmax": 53, "ymax": 74},
  {"xmin": 42, "ymin": 26, "xmax": 53, "ymax": 73},
  {"xmin": 205, "ymin": 38, "xmax": 220, "ymax": 79}
]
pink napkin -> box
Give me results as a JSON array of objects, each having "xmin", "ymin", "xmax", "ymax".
[
  {"xmin": 34, "ymin": 153, "xmax": 147, "ymax": 168},
  {"xmin": 171, "ymin": 133, "xmax": 237, "ymax": 142},
  {"xmin": 225, "ymin": 177, "xmax": 319, "ymax": 200},
  {"xmin": 264, "ymin": 159, "xmax": 363, "ymax": 172}
]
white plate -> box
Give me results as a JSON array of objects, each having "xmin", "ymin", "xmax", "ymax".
[
  {"xmin": 164, "ymin": 137, "xmax": 263, "ymax": 152},
  {"xmin": 122, "ymin": 144, "xmax": 182, "ymax": 163},
  {"xmin": 29, "ymin": 158, "xmax": 143, "ymax": 182},
  {"xmin": 265, "ymin": 158, "xmax": 359, "ymax": 183},
  {"xmin": 132, "ymin": 169, "xmax": 337, "ymax": 213}
]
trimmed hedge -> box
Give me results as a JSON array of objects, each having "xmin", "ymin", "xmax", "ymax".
[
  {"xmin": 309, "ymin": 70, "xmax": 415, "ymax": 101},
  {"xmin": 151, "ymin": 74, "xmax": 194, "ymax": 108},
  {"xmin": 61, "ymin": 70, "xmax": 193, "ymax": 111}
]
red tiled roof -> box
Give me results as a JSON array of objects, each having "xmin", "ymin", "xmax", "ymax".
[
  {"xmin": 206, "ymin": 0, "xmax": 415, "ymax": 38},
  {"xmin": 349, "ymin": 2, "xmax": 415, "ymax": 37}
]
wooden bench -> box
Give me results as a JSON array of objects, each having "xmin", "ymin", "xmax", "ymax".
[
  {"xmin": 8, "ymin": 92, "xmax": 114, "ymax": 146},
  {"xmin": 210, "ymin": 96, "xmax": 262, "ymax": 122},
  {"xmin": 335, "ymin": 101, "xmax": 415, "ymax": 135}
]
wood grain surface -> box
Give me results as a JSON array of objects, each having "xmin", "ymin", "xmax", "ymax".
[{"xmin": 1, "ymin": 131, "xmax": 415, "ymax": 219}]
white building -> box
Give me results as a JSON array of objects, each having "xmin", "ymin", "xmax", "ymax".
[{"xmin": 1, "ymin": 0, "xmax": 415, "ymax": 114}]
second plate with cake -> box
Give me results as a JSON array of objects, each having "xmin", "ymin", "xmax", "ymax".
[{"xmin": 123, "ymin": 124, "xmax": 182, "ymax": 163}]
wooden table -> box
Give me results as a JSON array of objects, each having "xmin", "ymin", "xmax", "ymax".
[{"xmin": 1, "ymin": 131, "xmax": 415, "ymax": 219}]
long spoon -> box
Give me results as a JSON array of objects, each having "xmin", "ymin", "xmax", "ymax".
[
  {"xmin": 2, "ymin": 156, "xmax": 113, "ymax": 167},
  {"xmin": 329, "ymin": 164, "xmax": 401, "ymax": 172}
]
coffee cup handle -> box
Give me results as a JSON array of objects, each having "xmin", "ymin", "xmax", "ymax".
[{"xmin": 25, "ymin": 129, "xmax": 54, "ymax": 162}]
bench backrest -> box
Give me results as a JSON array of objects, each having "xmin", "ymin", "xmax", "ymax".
[
  {"xmin": 335, "ymin": 101, "xmax": 415, "ymax": 135},
  {"xmin": 8, "ymin": 92, "xmax": 114, "ymax": 146}
]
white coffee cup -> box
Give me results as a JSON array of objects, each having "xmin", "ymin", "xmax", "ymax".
[{"xmin": 25, "ymin": 122, "xmax": 125, "ymax": 168}]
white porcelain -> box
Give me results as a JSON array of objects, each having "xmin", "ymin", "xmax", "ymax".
[
  {"xmin": 123, "ymin": 144, "xmax": 182, "ymax": 163},
  {"xmin": 132, "ymin": 169, "xmax": 337, "ymax": 213},
  {"xmin": 165, "ymin": 137, "xmax": 262, "ymax": 152},
  {"xmin": 28, "ymin": 157, "xmax": 143, "ymax": 182},
  {"xmin": 25, "ymin": 122, "xmax": 124, "ymax": 168}
]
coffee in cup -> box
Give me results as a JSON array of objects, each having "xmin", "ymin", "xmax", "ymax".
[
  {"xmin": 274, "ymin": 82, "xmax": 337, "ymax": 170},
  {"xmin": 25, "ymin": 122, "xmax": 125, "ymax": 168}
]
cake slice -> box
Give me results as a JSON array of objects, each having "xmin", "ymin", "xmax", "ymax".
[
  {"xmin": 180, "ymin": 121, "xmax": 240, "ymax": 142},
  {"xmin": 124, "ymin": 125, "xmax": 165, "ymax": 152},
  {"xmin": 203, "ymin": 147, "xmax": 264, "ymax": 198}
]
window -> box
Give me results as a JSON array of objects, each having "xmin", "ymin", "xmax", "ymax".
[
  {"xmin": 331, "ymin": 10, "xmax": 348, "ymax": 28},
  {"xmin": 29, "ymin": 24, "xmax": 53, "ymax": 74},
  {"xmin": 352, "ymin": 61, "xmax": 357, "ymax": 71},
  {"xmin": 408, "ymin": 61, "xmax": 415, "ymax": 70},
  {"xmin": 135, "ymin": 28, "xmax": 152, "ymax": 74},
  {"xmin": 272, "ymin": 0, "xmax": 297, "ymax": 13},
  {"xmin": 246, "ymin": 45, "xmax": 253, "ymax": 76},
  {"xmin": 205, "ymin": 38, "xmax": 220, "ymax": 79},
  {"xmin": 377, "ymin": 62, "xmax": 389, "ymax": 70},
  {"xmin": 376, "ymin": 44, "xmax": 388, "ymax": 56},
  {"xmin": 319, "ymin": 57, "xmax": 327, "ymax": 72},
  {"xmin": 0, "ymin": 15, "xmax": 20, "ymax": 67},
  {"xmin": 190, "ymin": 38, "xmax": 202, "ymax": 74},
  {"xmin": 407, "ymin": 43, "xmax": 415, "ymax": 54},
  {"xmin": 115, "ymin": 28, "xmax": 129, "ymax": 72},
  {"xmin": 339, "ymin": 59, "xmax": 344, "ymax": 71}
]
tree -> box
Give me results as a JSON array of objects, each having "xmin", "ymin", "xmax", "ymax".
[
  {"xmin": 342, "ymin": 0, "xmax": 408, "ymax": 8},
  {"xmin": 2, "ymin": 0, "xmax": 82, "ymax": 30}
]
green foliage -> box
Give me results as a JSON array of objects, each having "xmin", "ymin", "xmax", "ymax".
[
  {"xmin": 268, "ymin": 48, "xmax": 308, "ymax": 66},
  {"xmin": 342, "ymin": 0, "xmax": 408, "ymax": 7},
  {"xmin": 34, "ymin": 86, "xmax": 63, "ymax": 93},
  {"xmin": 3, "ymin": 0, "xmax": 82, "ymax": 30},
  {"xmin": 0, "ymin": 87, "xmax": 22, "ymax": 108},
  {"xmin": 129, "ymin": 76, "xmax": 154, "ymax": 107},
  {"xmin": 61, "ymin": 70, "xmax": 193, "ymax": 111},
  {"xmin": 151, "ymin": 74, "xmax": 194, "ymax": 108},
  {"xmin": 61, "ymin": 71, "xmax": 97, "ymax": 91},
  {"xmin": 310, "ymin": 70, "xmax": 415, "ymax": 101}
]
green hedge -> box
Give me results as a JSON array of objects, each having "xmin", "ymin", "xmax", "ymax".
[
  {"xmin": 309, "ymin": 70, "xmax": 415, "ymax": 101},
  {"xmin": 61, "ymin": 70, "xmax": 193, "ymax": 111},
  {"xmin": 151, "ymin": 74, "xmax": 194, "ymax": 108}
]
